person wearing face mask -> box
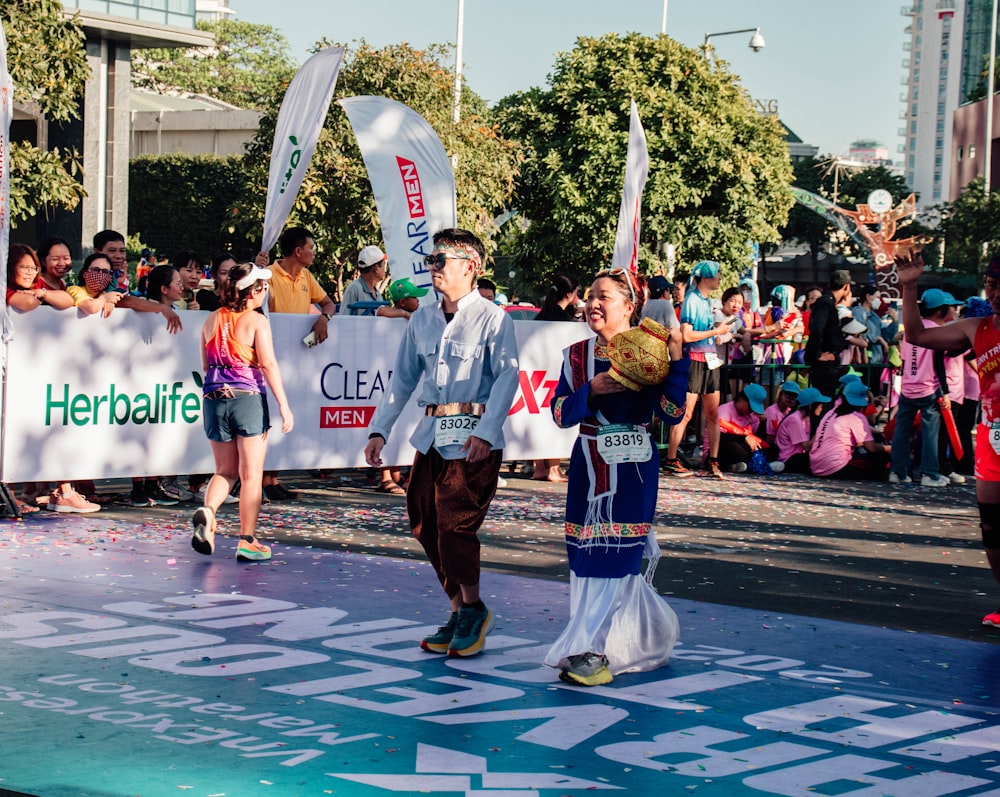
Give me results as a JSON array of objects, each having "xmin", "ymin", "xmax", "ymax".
[{"xmin": 852, "ymin": 286, "xmax": 891, "ymax": 366}]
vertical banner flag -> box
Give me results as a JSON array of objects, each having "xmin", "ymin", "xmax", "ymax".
[
  {"xmin": 0, "ymin": 18, "xmax": 13, "ymax": 321},
  {"xmin": 260, "ymin": 47, "xmax": 344, "ymax": 253},
  {"xmin": 610, "ymin": 99, "xmax": 649, "ymax": 275},
  {"xmin": 339, "ymin": 96, "xmax": 457, "ymax": 292}
]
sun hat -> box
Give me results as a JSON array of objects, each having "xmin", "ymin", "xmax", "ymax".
[
  {"xmin": 235, "ymin": 265, "xmax": 272, "ymax": 290},
  {"xmin": 797, "ymin": 387, "xmax": 830, "ymax": 406},
  {"xmin": 743, "ymin": 383, "xmax": 767, "ymax": 414},
  {"xmin": 778, "ymin": 380, "xmax": 801, "ymax": 395},
  {"xmin": 919, "ymin": 288, "xmax": 962, "ymax": 310},
  {"xmin": 842, "ymin": 380, "xmax": 869, "ymax": 407}
]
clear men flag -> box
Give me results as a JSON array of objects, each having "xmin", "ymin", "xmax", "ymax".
[
  {"xmin": 261, "ymin": 47, "xmax": 344, "ymax": 253},
  {"xmin": 610, "ymin": 100, "xmax": 649, "ymax": 275},
  {"xmin": 339, "ymin": 96, "xmax": 456, "ymax": 292}
]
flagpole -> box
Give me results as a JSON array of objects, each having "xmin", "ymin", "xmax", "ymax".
[{"xmin": 453, "ymin": 0, "xmax": 464, "ymax": 124}]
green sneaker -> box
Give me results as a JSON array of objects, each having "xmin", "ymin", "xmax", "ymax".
[
  {"xmin": 447, "ymin": 604, "xmax": 495, "ymax": 658},
  {"xmin": 420, "ymin": 612, "xmax": 458, "ymax": 653},
  {"xmin": 559, "ymin": 652, "xmax": 613, "ymax": 687},
  {"xmin": 236, "ymin": 538, "xmax": 271, "ymax": 562}
]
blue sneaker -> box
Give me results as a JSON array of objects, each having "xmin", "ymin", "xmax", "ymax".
[
  {"xmin": 447, "ymin": 604, "xmax": 495, "ymax": 658},
  {"xmin": 420, "ymin": 612, "xmax": 458, "ymax": 654}
]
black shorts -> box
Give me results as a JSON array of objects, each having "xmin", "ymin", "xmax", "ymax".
[{"xmin": 687, "ymin": 359, "xmax": 721, "ymax": 395}]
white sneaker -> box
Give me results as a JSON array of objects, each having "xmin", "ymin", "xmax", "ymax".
[
  {"xmin": 948, "ymin": 473, "xmax": 967, "ymax": 485},
  {"xmin": 194, "ymin": 487, "xmax": 238, "ymax": 505},
  {"xmin": 769, "ymin": 461, "xmax": 785, "ymax": 473},
  {"xmin": 728, "ymin": 462, "xmax": 748, "ymax": 473},
  {"xmin": 889, "ymin": 472, "xmax": 912, "ymax": 485},
  {"xmin": 160, "ymin": 479, "xmax": 194, "ymax": 502},
  {"xmin": 497, "ymin": 476, "xmax": 508, "ymax": 488},
  {"xmin": 920, "ymin": 474, "xmax": 950, "ymax": 488}
]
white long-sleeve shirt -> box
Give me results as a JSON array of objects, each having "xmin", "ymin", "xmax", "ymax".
[{"xmin": 368, "ymin": 289, "xmax": 520, "ymax": 459}]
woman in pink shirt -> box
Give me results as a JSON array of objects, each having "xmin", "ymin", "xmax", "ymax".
[
  {"xmin": 775, "ymin": 387, "xmax": 830, "ymax": 474},
  {"xmin": 810, "ymin": 381, "xmax": 890, "ymax": 480}
]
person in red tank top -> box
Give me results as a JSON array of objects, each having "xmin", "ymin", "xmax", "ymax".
[{"xmin": 897, "ymin": 254, "xmax": 1000, "ymax": 628}]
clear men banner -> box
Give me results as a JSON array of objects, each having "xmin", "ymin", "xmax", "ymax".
[
  {"xmin": 339, "ymin": 96, "xmax": 457, "ymax": 293},
  {"xmin": 260, "ymin": 47, "xmax": 345, "ymax": 253},
  {"xmin": 0, "ymin": 311, "xmax": 587, "ymax": 482},
  {"xmin": 610, "ymin": 99, "xmax": 649, "ymax": 274}
]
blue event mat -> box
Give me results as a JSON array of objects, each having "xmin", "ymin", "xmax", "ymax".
[{"xmin": 0, "ymin": 520, "xmax": 998, "ymax": 797}]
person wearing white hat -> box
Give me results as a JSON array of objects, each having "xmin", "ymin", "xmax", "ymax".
[
  {"xmin": 340, "ymin": 245, "xmax": 389, "ymax": 315},
  {"xmin": 192, "ymin": 262, "xmax": 294, "ymax": 564}
]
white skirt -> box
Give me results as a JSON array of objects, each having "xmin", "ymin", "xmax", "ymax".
[{"xmin": 544, "ymin": 572, "xmax": 679, "ymax": 675}]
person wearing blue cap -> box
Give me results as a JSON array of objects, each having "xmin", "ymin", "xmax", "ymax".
[
  {"xmin": 809, "ymin": 380, "xmax": 890, "ymax": 480},
  {"xmin": 763, "ymin": 380, "xmax": 800, "ymax": 445},
  {"xmin": 714, "ymin": 383, "xmax": 784, "ymax": 474},
  {"xmin": 662, "ymin": 260, "xmax": 733, "ymax": 479},
  {"xmin": 886, "ymin": 287, "xmax": 962, "ymax": 489},
  {"xmin": 896, "ymin": 253, "xmax": 1000, "ymax": 627},
  {"xmin": 774, "ymin": 386, "xmax": 830, "ymax": 474}
]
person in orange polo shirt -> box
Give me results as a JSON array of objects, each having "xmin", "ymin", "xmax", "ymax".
[{"xmin": 255, "ymin": 226, "xmax": 337, "ymax": 500}]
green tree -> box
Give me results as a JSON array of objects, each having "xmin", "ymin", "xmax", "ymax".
[
  {"xmin": 228, "ymin": 41, "xmax": 520, "ymax": 295},
  {"xmin": 938, "ymin": 177, "xmax": 1000, "ymax": 277},
  {"xmin": 2, "ymin": 0, "xmax": 89, "ymax": 223},
  {"xmin": 494, "ymin": 32, "xmax": 794, "ymax": 290},
  {"xmin": 131, "ymin": 19, "xmax": 296, "ymax": 111}
]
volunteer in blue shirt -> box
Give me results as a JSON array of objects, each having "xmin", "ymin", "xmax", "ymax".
[{"xmin": 364, "ymin": 228, "xmax": 520, "ymax": 659}]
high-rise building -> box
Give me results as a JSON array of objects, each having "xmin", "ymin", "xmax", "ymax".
[{"xmin": 899, "ymin": 1, "xmax": 964, "ymax": 208}]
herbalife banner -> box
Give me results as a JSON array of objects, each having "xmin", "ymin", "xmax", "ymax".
[
  {"xmin": 0, "ymin": 312, "xmax": 588, "ymax": 482},
  {"xmin": 610, "ymin": 100, "xmax": 649, "ymax": 275},
  {"xmin": 260, "ymin": 47, "xmax": 345, "ymax": 253},
  {"xmin": 339, "ymin": 97, "xmax": 456, "ymax": 293}
]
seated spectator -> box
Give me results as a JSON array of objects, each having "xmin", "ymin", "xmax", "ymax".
[
  {"xmin": 809, "ymin": 381, "xmax": 890, "ymax": 480},
  {"xmin": 763, "ymin": 380, "xmax": 799, "ymax": 444},
  {"xmin": 173, "ymin": 250, "xmax": 204, "ymax": 310},
  {"xmin": 713, "ymin": 383, "xmax": 784, "ymax": 474},
  {"xmin": 774, "ymin": 386, "xmax": 830, "ymax": 474},
  {"xmin": 8, "ymin": 244, "xmax": 95, "ymax": 514}
]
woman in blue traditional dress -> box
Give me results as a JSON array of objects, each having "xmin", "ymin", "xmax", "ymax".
[{"xmin": 545, "ymin": 268, "xmax": 690, "ymax": 686}]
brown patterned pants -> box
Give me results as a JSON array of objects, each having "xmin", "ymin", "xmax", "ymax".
[{"xmin": 406, "ymin": 447, "xmax": 502, "ymax": 599}]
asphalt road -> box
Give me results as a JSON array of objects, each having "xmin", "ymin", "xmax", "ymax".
[{"xmin": 64, "ymin": 464, "xmax": 999, "ymax": 643}]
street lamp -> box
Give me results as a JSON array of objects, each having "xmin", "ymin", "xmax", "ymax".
[{"xmin": 703, "ymin": 27, "xmax": 766, "ymax": 54}]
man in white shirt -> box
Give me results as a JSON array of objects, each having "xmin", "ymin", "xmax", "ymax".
[{"xmin": 364, "ymin": 228, "xmax": 520, "ymax": 658}]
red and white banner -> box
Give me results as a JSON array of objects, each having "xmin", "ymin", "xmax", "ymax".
[
  {"xmin": 610, "ymin": 100, "xmax": 649, "ymax": 275},
  {"xmin": 261, "ymin": 47, "xmax": 344, "ymax": 253},
  {"xmin": 339, "ymin": 96, "xmax": 456, "ymax": 293}
]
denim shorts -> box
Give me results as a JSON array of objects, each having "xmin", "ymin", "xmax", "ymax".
[{"xmin": 203, "ymin": 393, "xmax": 270, "ymax": 442}]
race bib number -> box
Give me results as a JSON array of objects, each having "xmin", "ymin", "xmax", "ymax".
[
  {"xmin": 990, "ymin": 423, "xmax": 1000, "ymax": 457},
  {"xmin": 705, "ymin": 351, "xmax": 723, "ymax": 371},
  {"xmin": 596, "ymin": 424, "xmax": 652, "ymax": 464},
  {"xmin": 435, "ymin": 414, "xmax": 480, "ymax": 448}
]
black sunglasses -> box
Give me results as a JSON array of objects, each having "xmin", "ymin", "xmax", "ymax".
[{"xmin": 423, "ymin": 252, "xmax": 475, "ymax": 270}]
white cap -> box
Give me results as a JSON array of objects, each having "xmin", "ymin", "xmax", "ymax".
[
  {"xmin": 235, "ymin": 265, "xmax": 272, "ymax": 290},
  {"xmin": 358, "ymin": 245, "xmax": 386, "ymax": 268},
  {"xmin": 841, "ymin": 319, "xmax": 867, "ymax": 335}
]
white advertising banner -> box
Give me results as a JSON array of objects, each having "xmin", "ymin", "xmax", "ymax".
[
  {"xmin": 610, "ymin": 99, "xmax": 649, "ymax": 275},
  {"xmin": 339, "ymin": 96, "xmax": 456, "ymax": 293},
  {"xmin": 0, "ymin": 19, "xmax": 14, "ymax": 320},
  {"xmin": 261, "ymin": 47, "xmax": 345, "ymax": 253},
  {"xmin": 1, "ymin": 312, "xmax": 589, "ymax": 482}
]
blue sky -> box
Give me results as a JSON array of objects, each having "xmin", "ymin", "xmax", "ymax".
[{"xmin": 229, "ymin": 0, "xmax": 905, "ymax": 160}]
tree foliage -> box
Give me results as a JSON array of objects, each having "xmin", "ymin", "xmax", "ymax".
[
  {"xmin": 229, "ymin": 41, "xmax": 520, "ymax": 295},
  {"xmin": 129, "ymin": 155, "xmax": 251, "ymax": 259},
  {"xmin": 2, "ymin": 0, "xmax": 89, "ymax": 223},
  {"xmin": 493, "ymin": 32, "xmax": 794, "ymax": 290},
  {"xmin": 938, "ymin": 177, "xmax": 1000, "ymax": 277},
  {"xmin": 131, "ymin": 19, "xmax": 296, "ymax": 110}
]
